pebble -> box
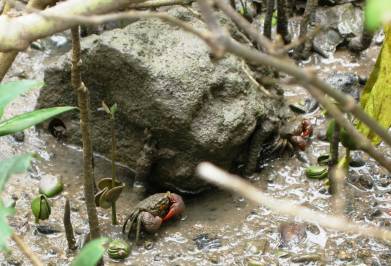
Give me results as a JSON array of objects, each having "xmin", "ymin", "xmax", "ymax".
[
  {"xmin": 359, "ymin": 176, "xmax": 374, "ymax": 190},
  {"xmin": 291, "ymin": 253, "xmax": 322, "ymax": 263},
  {"xmin": 12, "ymin": 131, "xmax": 25, "ymax": 142},
  {"xmin": 337, "ymin": 250, "xmax": 353, "ymax": 261}
]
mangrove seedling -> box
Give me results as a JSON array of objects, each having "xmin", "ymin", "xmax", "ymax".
[
  {"xmin": 107, "ymin": 239, "xmax": 130, "ymax": 260},
  {"xmin": 96, "ymin": 101, "xmax": 124, "ymax": 225},
  {"xmin": 305, "ymin": 165, "xmax": 328, "ymax": 180},
  {"xmin": 31, "ymin": 194, "xmax": 51, "ymax": 224},
  {"xmin": 39, "ymin": 175, "xmax": 63, "ymax": 198}
]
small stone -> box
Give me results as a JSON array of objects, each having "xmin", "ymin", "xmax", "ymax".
[
  {"xmin": 349, "ymin": 153, "xmax": 365, "ymax": 168},
  {"xmin": 208, "ymin": 254, "xmax": 219, "ymax": 264},
  {"xmin": 279, "ymin": 222, "xmax": 306, "ymax": 247},
  {"xmin": 5, "ymin": 254, "xmax": 23, "ymax": 266},
  {"xmin": 368, "ymin": 209, "xmax": 382, "ymax": 220},
  {"xmin": 35, "ymin": 224, "xmax": 61, "ymax": 235},
  {"xmin": 12, "ymin": 131, "xmax": 25, "ymax": 142},
  {"xmin": 247, "ymin": 258, "xmax": 264, "ymax": 266},
  {"xmin": 337, "ymin": 250, "xmax": 353, "ymax": 261},
  {"xmin": 30, "ymin": 41, "xmax": 44, "ymax": 51},
  {"xmin": 357, "ymin": 249, "xmax": 371, "ymax": 258},
  {"xmin": 144, "ymin": 240, "xmax": 154, "ymax": 250},
  {"xmin": 291, "ymin": 253, "xmax": 322, "ymax": 263},
  {"xmin": 359, "ymin": 176, "xmax": 374, "ymax": 190}
]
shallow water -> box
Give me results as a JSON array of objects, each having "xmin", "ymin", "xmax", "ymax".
[{"xmin": 1, "ymin": 37, "xmax": 391, "ymax": 266}]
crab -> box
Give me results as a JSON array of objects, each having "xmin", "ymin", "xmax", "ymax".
[
  {"xmin": 264, "ymin": 118, "xmax": 313, "ymax": 157},
  {"xmin": 122, "ymin": 192, "xmax": 185, "ymax": 243}
]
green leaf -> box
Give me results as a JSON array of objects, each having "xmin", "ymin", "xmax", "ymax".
[
  {"xmin": 0, "ymin": 206, "xmax": 15, "ymax": 251},
  {"xmin": 357, "ymin": 25, "xmax": 391, "ymax": 144},
  {"xmin": 71, "ymin": 238, "xmax": 108, "ymax": 266},
  {"xmin": 0, "ymin": 154, "xmax": 34, "ymax": 192},
  {"xmin": 110, "ymin": 103, "xmax": 118, "ymax": 116},
  {"xmin": 0, "ymin": 80, "xmax": 43, "ymax": 120},
  {"xmin": 365, "ymin": 0, "xmax": 391, "ymax": 31},
  {"xmin": 0, "ymin": 106, "xmax": 76, "ymax": 137}
]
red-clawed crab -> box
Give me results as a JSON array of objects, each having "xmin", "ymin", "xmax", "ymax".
[
  {"xmin": 122, "ymin": 192, "xmax": 184, "ymax": 243},
  {"xmin": 265, "ymin": 118, "xmax": 313, "ymax": 156}
]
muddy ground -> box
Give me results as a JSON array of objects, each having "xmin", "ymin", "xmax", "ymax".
[{"xmin": 1, "ymin": 33, "xmax": 391, "ymax": 266}]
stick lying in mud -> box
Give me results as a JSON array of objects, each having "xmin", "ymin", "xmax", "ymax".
[{"xmin": 196, "ymin": 162, "xmax": 391, "ymax": 242}]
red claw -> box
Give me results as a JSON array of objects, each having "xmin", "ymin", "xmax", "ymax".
[
  {"xmin": 301, "ymin": 119, "xmax": 313, "ymax": 138},
  {"xmin": 162, "ymin": 193, "xmax": 185, "ymax": 222}
]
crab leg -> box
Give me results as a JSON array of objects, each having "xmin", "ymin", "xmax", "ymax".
[{"xmin": 136, "ymin": 214, "xmax": 143, "ymax": 243}]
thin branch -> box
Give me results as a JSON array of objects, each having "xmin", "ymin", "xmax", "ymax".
[
  {"xmin": 129, "ymin": 0, "xmax": 194, "ymax": 9},
  {"xmin": 305, "ymin": 84, "xmax": 391, "ymax": 171},
  {"xmin": 208, "ymin": 37, "xmax": 391, "ymax": 171},
  {"xmin": 214, "ymin": 0, "xmax": 274, "ymax": 53},
  {"xmin": 11, "ymin": 233, "xmax": 44, "ymax": 266},
  {"xmin": 196, "ymin": 162, "xmax": 391, "ymax": 241},
  {"xmin": 0, "ymin": 0, "xmax": 58, "ymax": 82},
  {"xmin": 198, "ymin": 0, "xmax": 391, "ymax": 155},
  {"xmin": 331, "ymin": 166, "xmax": 346, "ymax": 216},
  {"xmin": 241, "ymin": 60, "xmax": 274, "ymax": 97},
  {"xmin": 0, "ymin": 0, "xmax": 149, "ymax": 52}
]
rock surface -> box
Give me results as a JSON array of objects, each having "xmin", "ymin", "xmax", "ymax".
[
  {"xmin": 325, "ymin": 72, "xmax": 362, "ymax": 101},
  {"xmin": 37, "ymin": 7, "xmax": 283, "ymax": 193},
  {"xmin": 313, "ymin": 3, "xmax": 364, "ymax": 55}
]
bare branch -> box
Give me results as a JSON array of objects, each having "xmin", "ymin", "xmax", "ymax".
[
  {"xmin": 196, "ymin": 162, "xmax": 391, "ymax": 241},
  {"xmin": 11, "ymin": 233, "xmax": 43, "ymax": 266},
  {"xmin": 129, "ymin": 0, "xmax": 194, "ymax": 9},
  {"xmin": 220, "ymin": 37, "xmax": 391, "ymax": 171},
  {"xmin": 214, "ymin": 0, "xmax": 274, "ymax": 53},
  {"xmin": 0, "ymin": 0, "xmax": 149, "ymax": 52}
]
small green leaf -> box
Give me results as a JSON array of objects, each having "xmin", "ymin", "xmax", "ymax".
[
  {"xmin": 0, "ymin": 206, "xmax": 15, "ymax": 251},
  {"xmin": 101, "ymin": 101, "xmax": 111, "ymax": 115},
  {"xmin": 71, "ymin": 238, "xmax": 108, "ymax": 266},
  {"xmin": 0, "ymin": 106, "xmax": 76, "ymax": 137},
  {"xmin": 365, "ymin": 0, "xmax": 391, "ymax": 31},
  {"xmin": 0, "ymin": 154, "xmax": 34, "ymax": 192},
  {"xmin": 110, "ymin": 103, "xmax": 118, "ymax": 116},
  {"xmin": 0, "ymin": 80, "xmax": 43, "ymax": 120}
]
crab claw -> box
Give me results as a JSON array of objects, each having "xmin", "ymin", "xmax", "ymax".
[
  {"xmin": 291, "ymin": 135, "xmax": 307, "ymax": 151},
  {"xmin": 162, "ymin": 193, "xmax": 185, "ymax": 222},
  {"xmin": 301, "ymin": 119, "xmax": 313, "ymax": 138},
  {"xmin": 140, "ymin": 211, "xmax": 163, "ymax": 233}
]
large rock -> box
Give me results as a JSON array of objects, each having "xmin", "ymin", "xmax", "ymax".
[
  {"xmin": 37, "ymin": 7, "xmax": 283, "ymax": 193},
  {"xmin": 313, "ymin": 3, "xmax": 364, "ymax": 55}
]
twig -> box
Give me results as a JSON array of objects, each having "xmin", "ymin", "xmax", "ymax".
[
  {"xmin": 7, "ymin": 0, "xmax": 218, "ymax": 55},
  {"xmin": 71, "ymin": 26, "xmax": 101, "ymax": 240},
  {"xmin": 305, "ymin": 84, "xmax": 391, "ymax": 171},
  {"xmin": 198, "ymin": 0, "xmax": 391, "ymax": 157},
  {"xmin": 63, "ymin": 198, "xmax": 77, "ymax": 250},
  {"xmin": 0, "ymin": 0, "xmax": 150, "ymax": 51},
  {"xmin": 11, "ymin": 233, "xmax": 44, "ymax": 266},
  {"xmin": 331, "ymin": 166, "xmax": 346, "ymax": 216},
  {"xmin": 214, "ymin": 0, "xmax": 274, "ymax": 53},
  {"xmin": 129, "ymin": 0, "xmax": 194, "ymax": 9},
  {"xmin": 196, "ymin": 162, "xmax": 391, "ymax": 241},
  {"xmin": 0, "ymin": 0, "xmax": 58, "ymax": 82},
  {"xmin": 241, "ymin": 60, "xmax": 274, "ymax": 97},
  {"xmin": 218, "ymin": 38, "xmax": 391, "ymax": 171}
]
